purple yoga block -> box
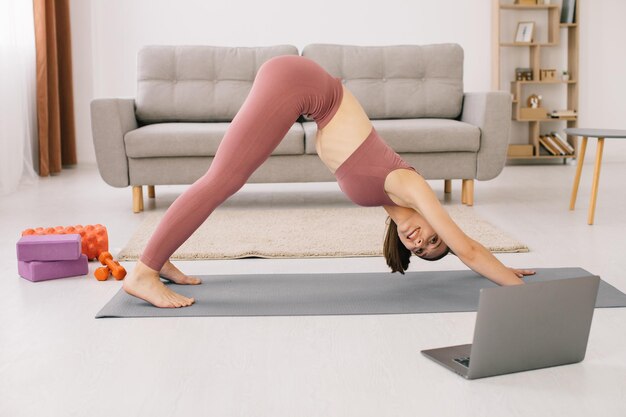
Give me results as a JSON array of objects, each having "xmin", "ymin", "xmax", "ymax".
[
  {"xmin": 18, "ymin": 254, "xmax": 89, "ymax": 282},
  {"xmin": 16, "ymin": 234, "xmax": 82, "ymax": 262}
]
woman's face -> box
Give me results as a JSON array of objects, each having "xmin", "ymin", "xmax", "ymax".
[{"xmin": 396, "ymin": 210, "xmax": 448, "ymax": 260}]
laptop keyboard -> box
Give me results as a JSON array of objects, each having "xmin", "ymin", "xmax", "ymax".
[{"xmin": 454, "ymin": 357, "xmax": 470, "ymax": 368}]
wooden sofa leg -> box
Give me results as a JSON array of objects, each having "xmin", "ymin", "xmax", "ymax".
[
  {"xmin": 461, "ymin": 180, "xmax": 467, "ymax": 204},
  {"xmin": 465, "ymin": 180, "xmax": 474, "ymax": 206},
  {"xmin": 148, "ymin": 185, "xmax": 155, "ymax": 199},
  {"xmin": 444, "ymin": 180, "xmax": 452, "ymax": 194},
  {"xmin": 132, "ymin": 186, "xmax": 144, "ymax": 213}
]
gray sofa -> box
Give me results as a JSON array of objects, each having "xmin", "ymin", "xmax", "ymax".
[{"xmin": 91, "ymin": 44, "xmax": 511, "ymax": 213}]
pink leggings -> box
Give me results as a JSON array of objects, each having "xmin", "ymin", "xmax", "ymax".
[{"xmin": 140, "ymin": 55, "xmax": 344, "ymax": 271}]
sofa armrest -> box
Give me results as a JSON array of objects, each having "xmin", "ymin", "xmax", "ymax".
[
  {"xmin": 460, "ymin": 92, "xmax": 512, "ymax": 181},
  {"xmin": 90, "ymin": 98, "xmax": 138, "ymax": 187}
]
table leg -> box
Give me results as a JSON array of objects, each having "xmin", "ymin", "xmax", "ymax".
[
  {"xmin": 588, "ymin": 138, "xmax": 605, "ymax": 225},
  {"xmin": 569, "ymin": 136, "xmax": 588, "ymax": 210}
]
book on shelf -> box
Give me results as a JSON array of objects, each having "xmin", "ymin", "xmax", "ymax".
[
  {"xmin": 551, "ymin": 132, "xmax": 575, "ymax": 154},
  {"xmin": 546, "ymin": 135, "xmax": 566, "ymax": 155},
  {"xmin": 550, "ymin": 109, "xmax": 577, "ymax": 118},
  {"xmin": 539, "ymin": 135, "xmax": 560, "ymax": 156},
  {"xmin": 561, "ymin": 0, "xmax": 576, "ymax": 24}
]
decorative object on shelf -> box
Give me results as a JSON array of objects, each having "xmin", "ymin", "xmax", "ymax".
[
  {"xmin": 515, "ymin": 21, "xmax": 535, "ymax": 43},
  {"xmin": 521, "ymin": 95, "xmax": 546, "ymax": 119},
  {"xmin": 540, "ymin": 69, "xmax": 557, "ymax": 81},
  {"xmin": 515, "ymin": 0, "xmax": 537, "ymax": 5},
  {"xmin": 561, "ymin": 0, "xmax": 576, "ymax": 23},
  {"xmin": 561, "ymin": 70, "xmax": 570, "ymax": 81},
  {"xmin": 526, "ymin": 94, "xmax": 542, "ymax": 108},
  {"xmin": 516, "ymin": 67, "xmax": 533, "ymax": 81}
]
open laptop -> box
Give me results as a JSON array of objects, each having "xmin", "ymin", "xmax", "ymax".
[{"xmin": 421, "ymin": 275, "xmax": 600, "ymax": 380}]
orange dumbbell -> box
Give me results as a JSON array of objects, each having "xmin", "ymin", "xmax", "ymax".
[
  {"xmin": 94, "ymin": 266, "xmax": 111, "ymax": 281},
  {"xmin": 98, "ymin": 251, "xmax": 127, "ymax": 280}
]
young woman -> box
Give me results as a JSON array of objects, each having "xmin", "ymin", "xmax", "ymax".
[{"xmin": 124, "ymin": 55, "xmax": 534, "ymax": 308}]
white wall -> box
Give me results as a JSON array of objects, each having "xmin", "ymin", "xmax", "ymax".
[{"xmin": 71, "ymin": 0, "xmax": 626, "ymax": 165}]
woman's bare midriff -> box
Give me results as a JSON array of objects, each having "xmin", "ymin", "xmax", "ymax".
[{"xmin": 315, "ymin": 85, "xmax": 373, "ymax": 173}]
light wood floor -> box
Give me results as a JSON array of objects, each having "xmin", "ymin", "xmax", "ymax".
[{"xmin": 1, "ymin": 162, "xmax": 625, "ymax": 417}]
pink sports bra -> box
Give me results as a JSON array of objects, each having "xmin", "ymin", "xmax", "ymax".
[{"xmin": 334, "ymin": 127, "xmax": 417, "ymax": 207}]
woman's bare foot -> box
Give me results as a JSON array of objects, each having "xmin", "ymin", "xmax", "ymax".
[
  {"xmin": 122, "ymin": 260, "xmax": 195, "ymax": 308},
  {"xmin": 159, "ymin": 260, "xmax": 202, "ymax": 285}
]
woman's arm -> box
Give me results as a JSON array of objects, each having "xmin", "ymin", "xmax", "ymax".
[{"xmin": 385, "ymin": 170, "xmax": 529, "ymax": 286}]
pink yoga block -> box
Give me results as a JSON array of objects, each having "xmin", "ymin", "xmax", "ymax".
[
  {"xmin": 18, "ymin": 254, "xmax": 89, "ymax": 282},
  {"xmin": 16, "ymin": 234, "xmax": 82, "ymax": 262}
]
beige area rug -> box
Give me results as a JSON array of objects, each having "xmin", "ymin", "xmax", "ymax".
[{"xmin": 118, "ymin": 205, "xmax": 528, "ymax": 261}]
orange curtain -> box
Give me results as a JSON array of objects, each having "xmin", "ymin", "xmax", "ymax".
[{"xmin": 33, "ymin": 0, "xmax": 77, "ymax": 176}]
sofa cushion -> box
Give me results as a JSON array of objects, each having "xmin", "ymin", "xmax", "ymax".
[
  {"xmin": 124, "ymin": 123, "xmax": 305, "ymax": 158},
  {"xmin": 302, "ymin": 44, "xmax": 464, "ymax": 120},
  {"xmin": 136, "ymin": 45, "xmax": 299, "ymax": 124},
  {"xmin": 302, "ymin": 119, "xmax": 480, "ymax": 155}
]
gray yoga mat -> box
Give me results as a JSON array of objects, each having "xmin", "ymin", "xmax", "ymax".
[{"xmin": 95, "ymin": 267, "xmax": 626, "ymax": 318}]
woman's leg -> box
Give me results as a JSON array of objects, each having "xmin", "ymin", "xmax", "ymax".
[
  {"xmin": 139, "ymin": 56, "xmax": 307, "ymax": 271},
  {"xmin": 123, "ymin": 56, "xmax": 340, "ymax": 307}
]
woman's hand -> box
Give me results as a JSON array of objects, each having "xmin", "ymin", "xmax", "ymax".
[{"xmin": 509, "ymin": 268, "xmax": 536, "ymax": 279}]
